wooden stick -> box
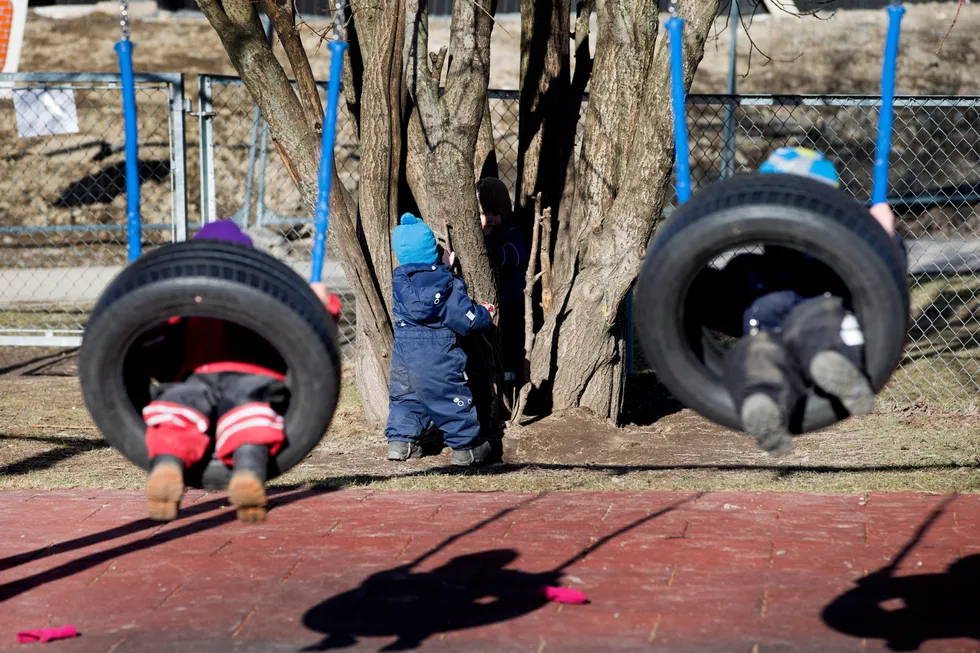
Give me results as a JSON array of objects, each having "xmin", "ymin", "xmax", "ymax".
[
  {"xmin": 509, "ymin": 193, "xmax": 544, "ymax": 428},
  {"xmin": 540, "ymin": 208, "xmax": 553, "ymax": 316}
]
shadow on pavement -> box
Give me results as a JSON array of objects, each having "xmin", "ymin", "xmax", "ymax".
[
  {"xmin": 300, "ymin": 493, "xmax": 701, "ymax": 651},
  {"xmin": 822, "ymin": 495, "xmax": 979, "ymax": 651},
  {"xmin": 0, "ymin": 486, "xmax": 323, "ymax": 603}
]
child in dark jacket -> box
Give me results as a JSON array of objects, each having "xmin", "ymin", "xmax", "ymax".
[
  {"xmin": 688, "ymin": 147, "xmax": 908, "ymax": 456},
  {"xmin": 477, "ymin": 177, "xmax": 529, "ymax": 388},
  {"xmin": 142, "ymin": 220, "xmax": 342, "ymax": 522},
  {"xmin": 384, "ymin": 214, "xmax": 495, "ymax": 466}
]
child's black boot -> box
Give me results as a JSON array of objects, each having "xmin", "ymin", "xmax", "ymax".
[
  {"xmin": 387, "ymin": 441, "xmax": 423, "ymax": 461},
  {"xmin": 146, "ymin": 455, "xmax": 185, "ymax": 521},
  {"xmin": 726, "ymin": 332, "xmax": 805, "ymax": 457},
  {"xmin": 228, "ymin": 444, "xmax": 270, "ymax": 523},
  {"xmin": 450, "ymin": 440, "xmax": 491, "ymax": 467},
  {"xmin": 782, "ymin": 296, "xmax": 875, "ymax": 417}
]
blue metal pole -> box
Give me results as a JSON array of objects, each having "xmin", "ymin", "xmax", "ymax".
[
  {"xmin": 310, "ymin": 39, "xmax": 348, "ymax": 284},
  {"xmin": 115, "ymin": 39, "xmax": 142, "ymax": 262},
  {"xmin": 666, "ymin": 17, "xmax": 692, "ymax": 205},
  {"xmin": 872, "ymin": 4, "xmax": 905, "ymax": 206}
]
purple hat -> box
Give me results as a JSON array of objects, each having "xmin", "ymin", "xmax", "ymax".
[{"xmin": 193, "ymin": 220, "xmax": 253, "ymax": 248}]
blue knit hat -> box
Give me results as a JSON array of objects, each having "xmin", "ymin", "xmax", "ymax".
[
  {"xmin": 193, "ymin": 220, "xmax": 254, "ymax": 247},
  {"xmin": 759, "ymin": 146, "xmax": 840, "ymax": 189},
  {"xmin": 392, "ymin": 213, "xmax": 438, "ymax": 266}
]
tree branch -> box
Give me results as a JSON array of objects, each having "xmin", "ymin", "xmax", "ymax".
[
  {"xmin": 404, "ymin": 0, "xmax": 443, "ymax": 144},
  {"xmin": 341, "ymin": 3, "xmax": 363, "ymax": 139},
  {"xmin": 509, "ymin": 193, "xmax": 544, "ymax": 428},
  {"xmin": 539, "ymin": 206, "xmax": 553, "ymax": 316},
  {"xmin": 259, "ymin": 0, "xmax": 325, "ymax": 133},
  {"xmin": 443, "ymin": 0, "xmax": 493, "ymax": 131},
  {"xmin": 937, "ymin": 0, "xmax": 966, "ymax": 55}
]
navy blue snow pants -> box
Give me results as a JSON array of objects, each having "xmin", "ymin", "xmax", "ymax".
[{"xmin": 384, "ymin": 328, "xmax": 482, "ymax": 450}]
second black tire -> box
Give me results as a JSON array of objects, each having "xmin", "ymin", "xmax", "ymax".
[
  {"xmin": 79, "ymin": 239, "xmax": 341, "ymax": 489},
  {"xmin": 633, "ymin": 173, "xmax": 909, "ymax": 435}
]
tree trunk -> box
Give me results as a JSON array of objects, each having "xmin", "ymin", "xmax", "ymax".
[
  {"xmin": 528, "ymin": 0, "xmax": 719, "ymax": 421},
  {"xmin": 516, "ymin": 0, "xmax": 571, "ymax": 233},
  {"xmin": 342, "ymin": 0, "xmax": 414, "ymax": 427},
  {"xmin": 403, "ymin": 0, "xmax": 497, "ymax": 305}
]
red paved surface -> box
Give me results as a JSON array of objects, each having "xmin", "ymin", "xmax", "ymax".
[{"xmin": 0, "ymin": 489, "xmax": 977, "ymax": 652}]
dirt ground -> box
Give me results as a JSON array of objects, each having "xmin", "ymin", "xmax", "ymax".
[{"xmin": 1, "ymin": 352, "xmax": 977, "ymax": 495}]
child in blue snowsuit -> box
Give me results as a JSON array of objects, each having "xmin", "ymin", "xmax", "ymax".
[
  {"xmin": 384, "ymin": 214, "xmax": 495, "ymax": 466},
  {"xmin": 689, "ymin": 148, "xmax": 908, "ymax": 456}
]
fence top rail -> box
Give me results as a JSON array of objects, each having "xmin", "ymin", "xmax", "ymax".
[
  {"xmin": 0, "ymin": 72, "xmax": 183, "ymax": 86},
  {"xmin": 203, "ymin": 73, "xmax": 330, "ymax": 91},
  {"xmin": 689, "ymin": 94, "xmax": 980, "ymax": 108},
  {"xmin": 194, "ymin": 76, "xmax": 980, "ymax": 108}
]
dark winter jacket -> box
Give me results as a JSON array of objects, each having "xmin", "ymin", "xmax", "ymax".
[
  {"xmin": 693, "ymin": 233, "xmax": 908, "ymax": 337},
  {"xmin": 140, "ymin": 317, "xmax": 288, "ymax": 382},
  {"xmin": 486, "ymin": 225, "xmax": 529, "ymax": 304}
]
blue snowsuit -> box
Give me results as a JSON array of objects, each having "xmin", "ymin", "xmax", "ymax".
[{"xmin": 384, "ymin": 262, "xmax": 492, "ymax": 449}]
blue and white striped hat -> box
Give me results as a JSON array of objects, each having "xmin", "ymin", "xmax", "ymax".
[{"xmin": 759, "ymin": 146, "xmax": 840, "ymax": 189}]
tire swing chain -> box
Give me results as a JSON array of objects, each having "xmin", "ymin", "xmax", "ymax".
[
  {"xmin": 310, "ymin": 0, "xmax": 349, "ymax": 284},
  {"xmin": 115, "ymin": 0, "xmax": 141, "ymax": 263},
  {"xmin": 118, "ymin": 0, "xmax": 131, "ymax": 42},
  {"xmin": 665, "ymin": 0, "xmax": 692, "ymax": 205}
]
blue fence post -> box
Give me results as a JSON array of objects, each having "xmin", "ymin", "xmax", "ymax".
[
  {"xmin": 872, "ymin": 4, "xmax": 905, "ymax": 205},
  {"xmin": 310, "ymin": 39, "xmax": 348, "ymax": 284},
  {"xmin": 115, "ymin": 39, "xmax": 142, "ymax": 262}
]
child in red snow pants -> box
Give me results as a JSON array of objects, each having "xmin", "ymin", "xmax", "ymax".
[
  {"xmin": 142, "ymin": 317, "xmax": 291, "ymax": 524},
  {"xmin": 142, "ymin": 220, "xmax": 341, "ymax": 524}
]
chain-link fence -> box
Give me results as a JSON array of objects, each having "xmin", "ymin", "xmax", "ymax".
[
  {"xmin": 195, "ymin": 74, "xmax": 358, "ymax": 363},
  {"xmin": 0, "ymin": 72, "xmax": 186, "ymax": 358}
]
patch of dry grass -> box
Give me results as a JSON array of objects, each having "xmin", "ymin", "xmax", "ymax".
[{"xmin": 1, "ymin": 375, "xmax": 976, "ymax": 495}]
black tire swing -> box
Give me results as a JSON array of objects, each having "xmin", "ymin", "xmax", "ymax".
[
  {"xmin": 632, "ymin": 4, "xmax": 910, "ymax": 435},
  {"xmin": 79, "ymin": 0, "xmax": 349, "ymax": 489}
]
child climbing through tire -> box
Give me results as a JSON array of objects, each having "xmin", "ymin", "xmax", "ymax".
[
  {"xmin": 141, "ymin": 220, "xmax": 342, "ymax": 523},
  {"xmin": 384, "ymin": 213, "xmax": 495, "ymax": 466},
  {"xmin": 689, "ymin": 147, "xmax": 908, "ymax": 456}
]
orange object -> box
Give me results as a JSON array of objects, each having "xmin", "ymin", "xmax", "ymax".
[{"xmin": 0, "ymin": 0, "xmax": 13, "ymax": 70}]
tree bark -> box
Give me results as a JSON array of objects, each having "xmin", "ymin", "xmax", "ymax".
[
  {"xmin": 259, "ymin": 0, "xmax": 324, "ymax": 133},
  {"xmin": 342, "ymin": 0, "xmax": 417, "ymax": 425},
  {"xmin": 529, "ymin": 0, "xmax": 719, "ymax": 421},
  {"xmin": 516, "ymin": 0, "xmax": 571, "ymax": 235},
  {"xmin": 403, "ymin": 0, "xmax": 497, "ymax": 305}
]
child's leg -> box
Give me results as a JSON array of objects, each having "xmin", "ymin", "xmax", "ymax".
[
  {"xmin": 780, "ymin": 295, "xmax": 874, "ymax": 417},
  {"xmin": 142, "ymin": 376, "xmax": 215, "ymax": 520},
  {"xmin": 725, "ymin": 332, "xmax": 805, "ymax": 456},
  {"xmin": 214, "ymin": 373, "xmax": 288, "ymax": 522},
  {"xmin": 414, "ymin": 353, "xmax": 489, "ymax": 467},
  {"xmin": 384, "ymin": 357, "xmax": 429, "ymax": 461}
]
